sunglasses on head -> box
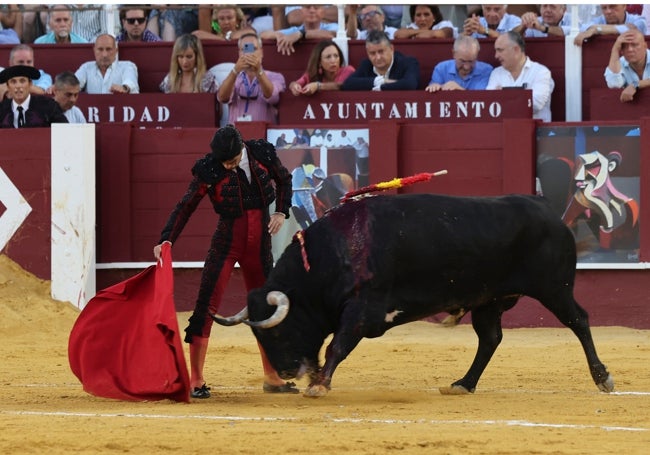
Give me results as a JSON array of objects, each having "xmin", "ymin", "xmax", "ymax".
[{"xmin": 125, "ymin": 17, "xmax": 146, "ymax": 25}]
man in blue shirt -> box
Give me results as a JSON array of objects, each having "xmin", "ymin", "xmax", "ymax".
[
  {"xmin": 604, "ymin": 29, "xmax": 650, "ymax": 102},
  {"xmin": 34, "ymin": 5, "xmax": 88, "ymax": 44},
  {"xmin": 426, "ymin": 36, "xmax": 493, "ymax": 92}
]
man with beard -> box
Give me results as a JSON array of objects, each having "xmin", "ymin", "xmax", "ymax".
[
  {"xmin": 34, "ymin": 5, "xmax": 88, "ymax": 44},
  {"xmin": 425, "ymin": 35, "xmax": 493, "ymax": 92}
]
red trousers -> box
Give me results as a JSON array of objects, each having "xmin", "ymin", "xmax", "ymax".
[{"xmin": 185, "ymin": 209, "xmax": 271, "ymax": 342}]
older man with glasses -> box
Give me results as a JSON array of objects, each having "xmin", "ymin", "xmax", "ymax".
[
  {"xmin": 347, "ymin": 5, "xmax": 398, "ymax": 40},
  {"xmin": 34, "ymin": 5, "xmax": 88, "ymax": 44},
  {"xmin": 117, "ymin": 6, "xmax": 161, "ymax": 42},
  {"xmin": 425, "ymin": 35, "xmax": 493, "ymax": 92}
]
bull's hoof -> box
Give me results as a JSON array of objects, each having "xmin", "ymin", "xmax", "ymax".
[
  {"xmin": 303, "ymin": 385, "xmax": 329, "ymax": 398},
  {"xmin": 439, "ymin": 385, "xmax": 472, "ymax": 395},
  {"xmin": 597, "ymin": 374, "xmax": 615, "ymax": 393}
]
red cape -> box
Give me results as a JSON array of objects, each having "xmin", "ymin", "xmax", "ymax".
[{"xmin": 68, "ymin": 243, "xmax": 190, "ymax": 402}]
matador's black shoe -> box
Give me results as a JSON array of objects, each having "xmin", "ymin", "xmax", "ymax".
[{"xmin": 190, "ymin": 384, "xmax": 211, "ymax": 399}]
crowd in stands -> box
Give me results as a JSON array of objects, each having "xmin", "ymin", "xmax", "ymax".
[{"xmin": 0, "ymin": 4, "xmax": 649, "ymax": 128}]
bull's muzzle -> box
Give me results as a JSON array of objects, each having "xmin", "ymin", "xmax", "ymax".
[{"xmin": 210, "ymin": 291, "xmax": 290, "ymax": 328}]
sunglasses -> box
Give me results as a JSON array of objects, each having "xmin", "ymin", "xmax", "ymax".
[
  {"xmin": 358, "ymin": 10, "xmax": 381, "ymax": 21},
  {"xmin": 125, "ymin": 17, "xmax": 146, "ymax": 25}
]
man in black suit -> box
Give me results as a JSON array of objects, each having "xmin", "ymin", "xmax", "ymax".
[
  {"xmin": 342, "ymin": 29, "xmax": 420, "ymax": 91},
  {"xmin": 0, "ymin": 65, "xmax": 68, "ymax": 128}
]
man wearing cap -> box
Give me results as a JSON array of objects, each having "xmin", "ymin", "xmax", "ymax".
[
  {"xmin": 0, "ymin": 65, "xmax": 68, "ymax": 128},
  {"xmin": 152, "ymin": 124, "xmax": 295, "ymax": 399}
]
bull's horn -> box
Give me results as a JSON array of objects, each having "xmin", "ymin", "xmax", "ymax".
[
  {"xmin": 210, "ymin": 307, "xmax": 249, "ymax": 326},
  {"xmin": 245, "ymin": 291, "xmax": 290, "ymax": 328}
]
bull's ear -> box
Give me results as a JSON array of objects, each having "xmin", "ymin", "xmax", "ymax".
[
  {"xmin": 210, "ymin": 307, "xmax": 249, "ymax": 326},
  {"xmin": 245, "ymin": 291, "xmax": 289, "ymax": 328}
]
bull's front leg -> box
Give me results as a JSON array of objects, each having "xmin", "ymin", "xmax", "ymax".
[
  {"xmin": 440, "ymin": 303, "xmax": 506, "ymax": 395},
  {"xmin": 304, "ymin": 326, "xmax": 363, "ymax": 398}
]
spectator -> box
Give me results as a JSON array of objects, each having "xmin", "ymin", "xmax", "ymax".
[
  {"xmin": 71, "ymin": 4, "xmax": 107, "ymax": 43},
  {"xmin": 487, "ymin": 31, "xmax": 555, "ymax": 122},
  {"xmin": 34, "ymin": 5, "xmax": 88, "ymax": 44},
  {"xmin": 53, "ymin": 71, "xmax": 86, "ymax": 124},
  {"xmin": 75, "ymin": 34, "xmax": 140, "ymax": 94},
  {"xmin": 336, "ymin": 129, "xmax": 353, "ymax": 147},
  {"xmin": 395, "ymin": 5, "xmax": 457, "ymax": 39},
  {"xmin": 513, "ymin": 4, "xmax": 571, "ymax": 37},
  {"xmin": 147, "ymin": 6, "xmax": 198, "ymax": 42},
  {"xmin": 309, "ymin": 129, "xmax": 324, "ymax": 147},
  {"xmin": 324, "ymin": 132, "xmax": 336, "ymax": 147},
  {"xmin": 0, "ymin": 4, "xmax": 20, "ymax": 44},
  {"xmin": 342, "ymin": 30, "xmax": 420, "ymax": 91},
  {"xmin": 574, "ymin": 4, "xmax": 647, "ymax": 46},
  {"xmin": 235, "ymin": 7, "xmax": 272, "ymax": 34},
  {"xmin": 463, "ymin": 4, "xmax": 522, "ymax": 38},
  {"xmin": 347, "ymin": 5, "xmax": 398, "ymax": 40},
  {"xmin": 160, "ymin": 34, "xmax": 218, "ymax": 94},
  {"xmin": 288, "ymin": 40, "xmax": 355, "ymax": 96},
  {"xmin": 192, "ymin": 6, "xmax": 252, "ymax": 42},
  {"xmin": 425, "ymin": 35, "xmax": 494, "ymax": 92},
  {"xmin": 261, "ymin": 5, "xmax": 337, "ymax": 56},
  {"xmin": 284, "ymin": 5, "xmax": 338, "ymax": 27},
  {"xmin": 216, "ymin": 33, "xmax": 285, "ymax": 124},
  {"xmin": 275, "ymin": 132, "xmax": 288, "ymax": 147},
  {"xmin": 20, "ymin": 4, "xmax": 48, "ymax": 44},
  {"xmin": 117, "ymin": 6, "xmax": 161, "ymax": 42},
  {"xmin": 381, "ymin": 5, "xmax": 407, "ymax": 29},
  {"xmin": 0, "ymin": 65, "xmax": 68, "ymax": 128},
  {"xmin": 0, "ymin": 44, "xmax": 52, "ymax": 99},
  {"xmin": 604, "ymin": 29, "xmax": 650, "ymax": 102}
]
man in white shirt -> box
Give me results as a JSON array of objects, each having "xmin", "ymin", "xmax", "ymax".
[
  {"xmin": 487, "ymin": 31, "xmax": 555, "ymax": 122},
  {"xmin": 74, "ymin": 34, "xmax": 139, "ymax": 94},
  {"xmin": 53, "ymin": 71, "xmax": 86, "ymax": 123}
]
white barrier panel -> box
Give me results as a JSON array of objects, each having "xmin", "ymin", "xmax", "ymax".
[{"xmin": 51, "ymin": 123, "xmax": 96, "ymax": 309}]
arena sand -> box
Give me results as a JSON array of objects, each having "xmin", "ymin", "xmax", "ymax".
[{"xmin": 1, "ymin": 254, "xmax": 649, "ymax": 454}]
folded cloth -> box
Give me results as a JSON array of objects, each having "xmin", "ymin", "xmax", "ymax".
[{"xmin": 68, "ymin": 243, "xmax": 190, "ymax": 402}]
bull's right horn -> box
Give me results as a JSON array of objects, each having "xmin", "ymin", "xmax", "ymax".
[
  {"xmin": 210, "ymin": 307, "xmax": 249, "ymax": 326},
  {"xmin": 245, "ymin": 291, "xmax": 290, "ymax": 328}
]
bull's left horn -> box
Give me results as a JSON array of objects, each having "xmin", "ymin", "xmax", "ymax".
[
  {"xmin": 245, "ymin": 291, "xmax": 290, "ymax": 328},
  {"xmin": 210, "ymin": 307, "xmax": 249, "ymax": 326}
]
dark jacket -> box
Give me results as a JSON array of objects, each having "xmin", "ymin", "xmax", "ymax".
[
  {"xmin": 0, "ymin": 95, "xmax": 68, "ymax": 128},
  {"xmin": 341, "ymin": 51, "xmax": 421, "ymax": 91},
  {"xmin": 159, "ymin": 138, "xmax": 292, "ymax": 244}
]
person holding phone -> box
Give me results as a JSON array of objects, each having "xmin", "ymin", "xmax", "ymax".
[{"xmin": 217, "ymin": 33, "xmax": 286, "ymax": 124}]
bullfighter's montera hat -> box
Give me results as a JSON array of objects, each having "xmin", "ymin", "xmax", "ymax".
[
  {"xmin": 210, "ymin": 124, "xmax": 244, "ymax": 162},
  {"xmin": 0, "ymin": 65, "xmax": 41, "ymax": 84}
]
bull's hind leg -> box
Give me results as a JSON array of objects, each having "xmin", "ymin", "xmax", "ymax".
[
  {"xmin": 539, "ymin": 291, "xmax": 614, "ymax": 392},
  {"xmin": 440, "ymin": 298, "xmax": 516, "ymax": 395}
]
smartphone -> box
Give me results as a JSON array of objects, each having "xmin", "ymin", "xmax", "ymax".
[{"xmin": 243, "ymin": 43, "xmax": 255, "ymax": 54}]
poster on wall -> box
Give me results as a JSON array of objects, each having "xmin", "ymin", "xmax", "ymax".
[
  {"xmin": 267, "ymin": 127, "xmax": 370, "ymax": 260},
  {"xmin": 536, "ymin": 125, "xmax": 640, "ymax": 264}
]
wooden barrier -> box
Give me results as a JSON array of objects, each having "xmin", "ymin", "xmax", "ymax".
[
  {"xmin": 75, "ymin": 92, "xmax": 218, "ymax": 128},
  {"xmin": 277, "ymin": 89, "xmax": 532, "ymax": 125},
  {"xmin": 590, "ymin": 88, "xmax": 650, "ymax": 120}
]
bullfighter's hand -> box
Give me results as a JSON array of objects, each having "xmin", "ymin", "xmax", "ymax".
[
  {"xmin": 268, "ymin": 213, "xmax": 285, "ymax": 235},
  {"xmin": 153, "ymin": 241, "xmax": 172, "ymax": 261}
]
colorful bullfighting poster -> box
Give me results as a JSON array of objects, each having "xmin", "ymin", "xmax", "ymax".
[
  {"xmin": 267, "ymin": 127, "xmax": 369, "ymax": 260},
  {"xmin": 536, "ymin": 125, "xmax": 640, "ymax": 264}
]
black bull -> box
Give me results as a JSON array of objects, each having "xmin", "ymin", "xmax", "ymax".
[{"xmin": 212, "ymin": 194, "xmax": 614, "ymax": 397}]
